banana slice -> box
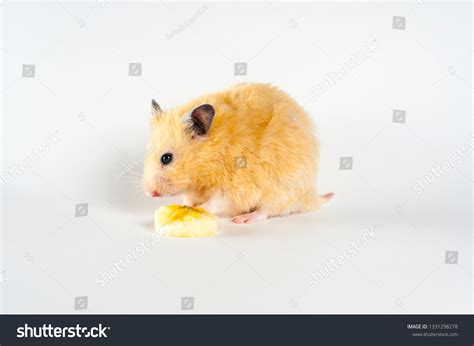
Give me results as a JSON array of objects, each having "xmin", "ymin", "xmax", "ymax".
[{"xmin": 154, "ymin": 204, "xmax": 218, "ymax": 238}]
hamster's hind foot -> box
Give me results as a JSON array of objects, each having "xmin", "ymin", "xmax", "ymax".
[{"xmin": 231, "ymin": 210, "xmax": 268, "ymax": 224}]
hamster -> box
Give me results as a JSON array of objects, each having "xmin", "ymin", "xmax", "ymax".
[{"xmin": 142, "ymin": 83, "xmax": 333, "ymax": 224}]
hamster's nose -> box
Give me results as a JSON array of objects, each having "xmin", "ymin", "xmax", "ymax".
[{"xmin": 151, "ymin": 191, "xmax": 160, "ymax": 198}]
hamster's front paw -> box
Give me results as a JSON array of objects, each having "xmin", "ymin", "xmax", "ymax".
[{"xmin": 182, "ymin": 195, "xmax": 199, "ymax": 207}]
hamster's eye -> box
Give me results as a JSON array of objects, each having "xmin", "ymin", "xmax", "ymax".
[{"xmin": 161, "ymin": 153, "xmax": 173, "ymax": 165}]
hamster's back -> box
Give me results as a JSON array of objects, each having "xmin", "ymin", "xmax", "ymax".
[
  {"xmin": 202, "ymin": 83, "xmax": 319, "ymax": 189},
  {"xmin": 208, "ymin": 83, "xmax": 316, "ymax": 145}
]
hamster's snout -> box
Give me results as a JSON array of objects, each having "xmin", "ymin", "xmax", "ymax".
[{"xmin": 143, "ymin": 173, "xmax": 171, "ymax": 198}]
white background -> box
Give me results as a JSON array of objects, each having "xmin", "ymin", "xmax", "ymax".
[{"xmin": 1, "ymin": 1, "xmax": 472, "ymax": 313}]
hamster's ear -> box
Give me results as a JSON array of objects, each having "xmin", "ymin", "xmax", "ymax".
[
  {"xmin": 188, "ymin": 104, "xmax": 215, "ymax": 137},
  {"xmin": 151, "ymin": 99, "xmax": 163, "ymax": 116}
]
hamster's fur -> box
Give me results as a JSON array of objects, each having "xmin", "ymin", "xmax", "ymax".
[{"xmin": 142, "ymin": 83, "xmax": 333, "ymax": 223}]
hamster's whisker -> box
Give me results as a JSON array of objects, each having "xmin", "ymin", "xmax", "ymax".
[
  {"xmin": 116, "ymin": 179, "xmax": 142, "ymax": 186},
  {"xmin": 128, "ymin": 168, "xmax": 143, "ymax": 176},
  {"xmin": 120, "ymin": 173, "xmax": 142, "ymax": 180},
  {"xmin": 130, "ymin": 173, "xmax": 143, "ymax": 179},
  {"xmin": 122, "ymin": 174, "xmax": 142, "ymax": 181},
  {"xmin": 117, "ymin": 175, "xmax": 142, "ymax": 181}
]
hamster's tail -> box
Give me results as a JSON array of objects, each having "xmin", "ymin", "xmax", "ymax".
[
  {"xmin": 320, "ymin": 192, "xmax": 335, "ymax": 204},
  {"xmin": 300, "ymin": 192, "xmax": 335, "ymax": 212}
]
